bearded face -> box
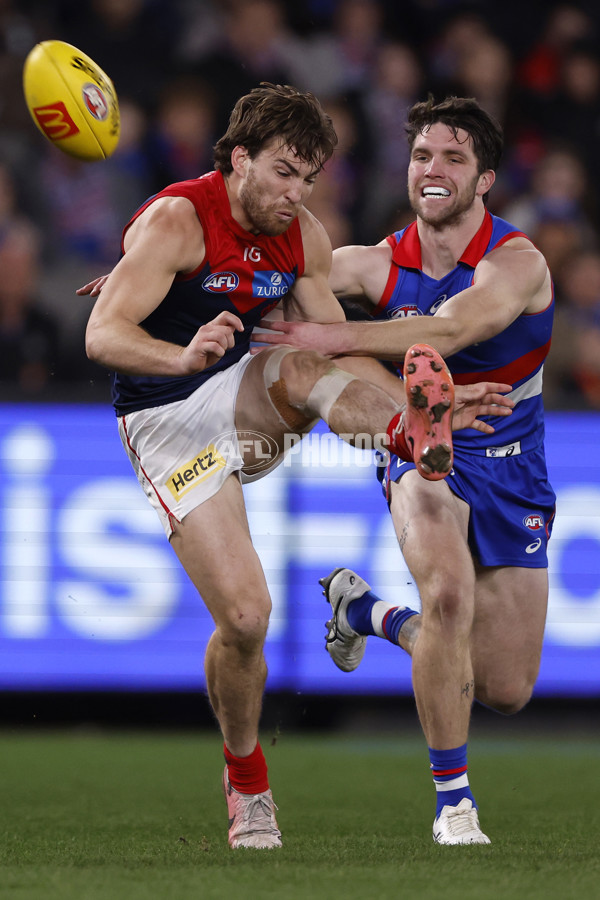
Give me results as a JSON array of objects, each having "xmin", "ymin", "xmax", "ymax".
[
  {"xmin": 408, "ymin": 169, "xmax": 482, "ymax": 227},
  {"xmin": 407, "ymin": 123, "xmax": 491, "ymax": 229},
  {"xmin": 236, "ymin": 141, "xmax": 318, "ymax": 236},
  {"xmin": 239, "ymin": 164, "xmax": 298, "ymax": 237}
]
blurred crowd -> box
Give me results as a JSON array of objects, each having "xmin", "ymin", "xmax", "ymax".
[{"xmin": 1, "ymin": 0, "xmax": 600, "ymax": 408}]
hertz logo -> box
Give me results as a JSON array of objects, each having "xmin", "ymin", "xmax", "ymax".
[
  {"xmin": 166, "ymin": 445, "xmax": 226, "ymax": 500},
  {"xmin": 33, "ymin": 101, "xmax": 80, "ymax": 139}
]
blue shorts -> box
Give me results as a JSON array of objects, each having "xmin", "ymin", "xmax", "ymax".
[{"xmin": 378, "ymin": 445, "xmax": 556, "ymax": 568}]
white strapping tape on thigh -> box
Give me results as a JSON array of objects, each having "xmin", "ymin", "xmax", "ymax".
[
  {"xmin": 263, "ymin": 347, "xmax": 358, "ymax": 429},
  {"xmin": 263, "ymin": 346, "xmax": 296, "ymax": 384},
  {"xmin": 305, "ymin": 368, "xmax": 359, "ymax": 422}
]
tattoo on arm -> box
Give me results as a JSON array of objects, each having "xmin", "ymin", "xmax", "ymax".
[{"xmin": 461, "ymin": 680, "xmax": 475, "ymax": 698}]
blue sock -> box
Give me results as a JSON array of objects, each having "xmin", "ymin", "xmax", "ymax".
[
  {"xmin": 429, "ymin": 744, "xmax": 477, "ymax": 817},
  {"xmin": 346, "ymin": 590, "xmax": 418, "ymax": 643}
]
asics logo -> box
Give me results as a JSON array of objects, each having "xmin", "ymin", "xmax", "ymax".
[{"xmin": 526, "ymin": 538, "xmax": 542, "ymax": 554}]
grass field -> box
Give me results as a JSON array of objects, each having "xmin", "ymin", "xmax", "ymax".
[{"xmin": 0, "ymin": 726, "xmax": 597, "ymax": 900}]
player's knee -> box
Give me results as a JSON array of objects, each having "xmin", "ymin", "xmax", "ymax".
[
  {"xmin": 424, "ymin": 578, "xmax": 473, "ymax": 635},
  {"xmin": 279, "ymin": 349, "xmax": 332, "ymax": 405},
  {"xmin": 476, "ymin": 677, "xmax": 534, "ymax": 716},
  {"xmin": 218, "ymin": 599, "xmax": 271, "ymax": 655}
]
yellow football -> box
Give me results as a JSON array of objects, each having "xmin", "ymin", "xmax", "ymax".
[{"xmin": 23, "ymin": 40, "xmax": 120, "ymax": 162}]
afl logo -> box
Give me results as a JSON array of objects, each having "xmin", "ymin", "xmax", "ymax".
[
  {"xmin": 203, "ymin": 272, "xmax": 239, "ymax": 293},
  {"xmin": 387, "ymin": 305, "xmax": 422, "ymax": 319},
  {"xmin": 82, "ymin": 83, "xmax": 109, "ymax": 121},
  {"xmin": 523, "ymin": 514, "xmax": 544, "ymax": 531},
  {"xmin": 213, "ymin": 429, "xmax": 279, "ymax": 473}
]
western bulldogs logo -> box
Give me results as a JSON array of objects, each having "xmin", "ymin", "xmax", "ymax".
[
  {"xmin": 523, "ymin": 514, "xmax": 544, "ymax": 531},
  {"xmin": 82, "ymin": 83, "xmax": 109, "ymax": 121},
  {"xmin": 203, "ymin": 272, "xmax": 239, "ymax": 293}
]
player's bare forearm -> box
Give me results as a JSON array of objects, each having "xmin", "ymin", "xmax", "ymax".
[
  {"xmin": 86, "ymin": 311, "xmax": 244, "ymax": 376},
  {"xmin": 254, "ymin": 317, "xmax": 460, "ymax": 360}
]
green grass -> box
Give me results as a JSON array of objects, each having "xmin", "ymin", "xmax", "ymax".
[{"xmin": 0, "ymin": 728, "xmax": 597, "ymax": 900}]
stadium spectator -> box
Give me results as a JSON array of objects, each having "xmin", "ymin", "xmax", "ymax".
[
  {"xmin": 55, "ymin": 0, "xmax": 180, "ymax": 115},
  {"xmin": 425, "ymin": 9, "xmax": 493, "ymax": 92},
  {"xmin": 502, "ymin": 144, "xmax": 596, "ymax": 234},
  {"xmin": 286, "ymin": 0, "xmax": 388, "ymax": 99},
  {"xmin": 146, "ymin": 76, "xmax": 217, "ymax": 189},
  {"xmin": 501, "ymin": 144, "xmax": 597, "ymax": 284},
  {"xmin": 306, "ymin": 96, "xmax": 366, "ymax": 246},
  {"xmin": 517, "ymin": 2, "xmax": 595, "ymax": 99},
  {"xmin": 357, "ymin": 40, "xmax": 425, "ymax": 241},
  {"xmin": 545, "ymin": 249, "xmax": 600, "ymax": 410},
  {"xmin": 0, "ymin": 213, "xmax": 60, "ymax": 395},
  {"xmin": 184, "ymin": 0, "xmax": 302, "ymax": 134},
  {"xmin": 535, "ymin": 40, "xmax": 600, "ymax": 211}
]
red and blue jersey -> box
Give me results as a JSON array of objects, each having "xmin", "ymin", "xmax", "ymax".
[
  {"xmin": 375, "ymin": 212, "xmax": 554, "ymax": 453},
  {"xmin": 112, "ymin": 170, "xmax": 305, "ymax": 415}
]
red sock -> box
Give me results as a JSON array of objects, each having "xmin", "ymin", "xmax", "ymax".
[
  {"xmin": 224, "ymin": 742, "xmax": 269, "ymax": 795},
  {"xmin": 386, "ymin": 412, "xmax": 413, "ymax": 461}
]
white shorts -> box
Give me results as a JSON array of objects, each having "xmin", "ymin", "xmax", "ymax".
[{"xmin": 118, "ymin": 353, "xmax": 281, "ymax": 537}]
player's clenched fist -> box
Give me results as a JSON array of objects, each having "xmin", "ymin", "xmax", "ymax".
[{"xmin": 178, "ymin": 311, "xmax": 244, "ymax": 374}]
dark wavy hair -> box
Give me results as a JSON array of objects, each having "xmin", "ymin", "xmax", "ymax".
[
  {"xmin": 213, "ymin": 83, "xmax": 337, "ymax": 174},
  {"xmin": 406, "ymin": 96, "xmax": 504, "ymax": 202}
]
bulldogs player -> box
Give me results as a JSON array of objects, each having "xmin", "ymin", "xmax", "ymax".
[{"xmin": 257, "ymin": 96, "xmax": 555, "ymax": 845}]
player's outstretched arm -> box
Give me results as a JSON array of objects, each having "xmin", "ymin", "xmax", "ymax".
[{"xmin": 252, "ymin": 241, "xmax": 551, "ymax": 361}]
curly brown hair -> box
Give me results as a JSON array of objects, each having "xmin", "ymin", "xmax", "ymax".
[{"xmin": 213, "ymin": 83, "xmax": 337, "ymax": 175}]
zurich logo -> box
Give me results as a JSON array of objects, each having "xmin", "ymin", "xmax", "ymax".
[
  {"xmin": 270, "ymin": 272, "xmax": 283, "ymax": 286},
  {"xmin": 203, "ymin": 272, "xmax": 239, "ymax": 293}
]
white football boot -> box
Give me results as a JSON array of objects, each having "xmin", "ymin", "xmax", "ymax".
[
  {"xmin": 433, "ymin": 798, "xmax": 491, "ymax": 845},
  {"xmin": 320, "ymin": 567, "xmax": 370, "ymax": 672},
  {"xmin": 223, "ymin": 768, "xmax": 282, "ymax": 849}
]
